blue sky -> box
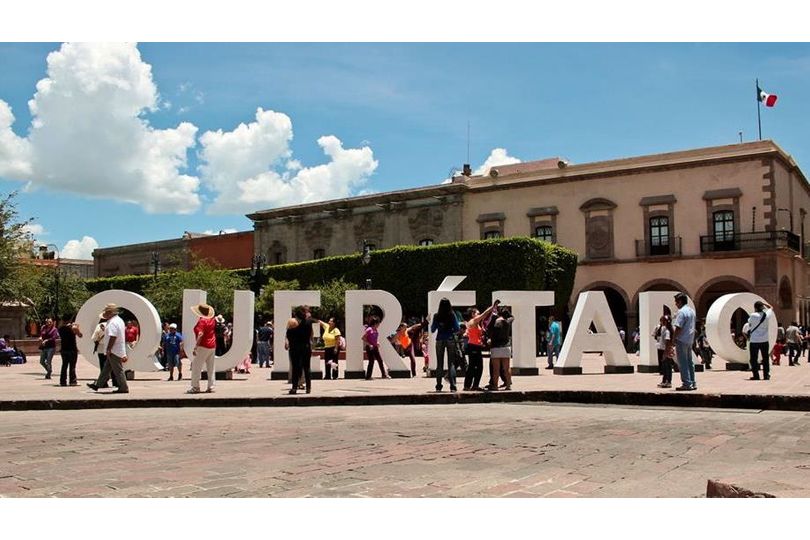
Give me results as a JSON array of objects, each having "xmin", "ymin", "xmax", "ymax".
[{"xmin": 1, "ymin": 42, "xmax": 809, "ymax": 258}]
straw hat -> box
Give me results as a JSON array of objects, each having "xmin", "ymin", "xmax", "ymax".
[
  {"xmin": 190, "ymin": 303, "xmax": 215, "ymax": 319},
  {"xmin": 99, "ymin": 303, "xmax": 119, "ymax": 319}
]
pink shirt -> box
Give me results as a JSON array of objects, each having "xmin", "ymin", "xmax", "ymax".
[{"xmin": 364, "ymin": 326, "xmax": 379, "ymax": 348}]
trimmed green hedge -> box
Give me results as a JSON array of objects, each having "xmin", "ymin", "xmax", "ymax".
[{"xmin": 86, "ymin": 238, "xmax": 578, "ymax": 316}]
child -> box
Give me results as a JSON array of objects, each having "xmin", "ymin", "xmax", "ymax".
[
  {"xmin": 657, "ymin": 316, "xmax": 676, "ymax": 389},
  {"xmin": 771, "ymin": 340, "xmax": 784, "ymax": 366}
]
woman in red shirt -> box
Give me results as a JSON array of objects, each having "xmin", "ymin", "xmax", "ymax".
[{"xmin": 188, "ymin": 303, "xmax": 217, "ymax": 394}]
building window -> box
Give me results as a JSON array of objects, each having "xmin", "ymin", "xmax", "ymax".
[
  {"xmin": 649, "ymin": 216, "xmax": 670, "ymax": 255},
  {"xmin": 313, "ymin": 248, "xmax": 325, "ymax": 260},
  {"xmin": 713, "ymin": 210, "xmax": 735, "ymax": 245},
  {"xmin": 418, "ymin": 238, "xmax": 434, "ymax": 246},
  {"xmin": 483, "ymin": 230, "xmax": 501, "ymax": 240},
  {"xmin": 534, "ymin": 225, "xmax": 554, "ymax": 243}
]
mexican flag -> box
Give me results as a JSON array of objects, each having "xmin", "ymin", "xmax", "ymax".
[{"xmin": 757, "ymin": 85, "xmax": 778, "ymax": 107}]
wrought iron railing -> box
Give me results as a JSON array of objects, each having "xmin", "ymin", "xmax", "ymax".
[{"xmin": 700, "ymin": 230, "xmax": 800, "ymax": 253}]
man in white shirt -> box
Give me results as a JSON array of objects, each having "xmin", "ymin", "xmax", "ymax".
[
  {"xmin": 747, "ymin": 300, "xmax": 772, "ymax": 381},
  {"xmin": 786, "ymin": 321, "xmax": 801, "ymax": 366},
  {"xmin": 672, "ymin": 293, "xmax": 697, "ymax": 391},
  {"xmin": 87, "ymin": 303, "xmax": 130, "ymax": 393}
]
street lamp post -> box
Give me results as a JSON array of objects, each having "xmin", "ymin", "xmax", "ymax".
[
  {"xmin": 39, "ymin": 244, "xmax": 60, "ymax": 319},
  {"xmin": 250, "ymin": 254, "xmax": 266, "ymax": 296},
  {"xmin": 150, "ymin": 251, "xmax": 161, "ymax": 279},
  {"xmin": 361, "ymin": 240, "xmax": 372, "ymax": 289}
]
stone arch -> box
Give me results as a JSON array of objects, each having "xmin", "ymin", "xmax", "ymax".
[
  {"xmin": 631, "ymin": 278, "xmax": 691, "ymax": 308},
  {"xmin": 576, "ymin": 281, "xmax": 631, "ymax": 342},
  {"xmin": 695, "ymin": 275, "xmax": 755, "ymax": 318},
  {"xmin": 779, "ymin": 275, "xmax": 793, "ymax": 309}
]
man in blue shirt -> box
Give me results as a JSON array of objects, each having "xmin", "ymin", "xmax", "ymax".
[
  {"xmin": 162, "ymin": 323, "xmax": 184, "ymax": 381},
  {"xmin": 546, "ymin": 316, "xmax": 562, "ymax": 369},
  {"xmin": 672, "ymin": 293, "xmax": 696, "ymax": 391}
]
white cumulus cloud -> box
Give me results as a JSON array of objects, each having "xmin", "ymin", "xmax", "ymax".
[
  {"xmin": 474, "ymin": 148, "xmax": 522, "ymax": 175},
  {"xmin": 199, "ymin": 108, "xmax": 378, "ymax": 214},
  {"xmin": 61, "ymin": 236, "xmax": 99, "ymax": 259},
  {"xmin": 0, "ymin": 42, "xmax": 200, "ymax": 214},
  {"xmin": 22, "ymin": 223, "xmax": 46, "ymax": 237}
]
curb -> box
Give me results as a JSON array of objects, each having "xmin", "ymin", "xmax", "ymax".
[{"xmin": 2, "ymin": 390, "xmax": 809, "ymax": 412}]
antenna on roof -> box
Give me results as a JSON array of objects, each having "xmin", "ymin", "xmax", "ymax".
[
  {"xmin": 739, "ymin": 131, "xmax": 743, "ymax": 143},
  {"xmin": 467, "ymin": 120, "xmax": 470, "ymax": 165}
]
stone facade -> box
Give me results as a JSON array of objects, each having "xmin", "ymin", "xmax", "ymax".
[
  {"xmin": 247, "ymin": 184, "xmax": 466, "ymax": 264},
  {"xmin": 248, "ymin": 140, "xmax": 810, "ymax": 332}
]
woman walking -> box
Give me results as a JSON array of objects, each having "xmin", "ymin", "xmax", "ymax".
[
  {"xmin": 431, "ymin": 298, "xmax": 460, "ymax": 392},
  {"xmin": 188, "ymin": 303, "xmax": 217, "ymax": 394},
  {"xmin": 363, "ymin": 317, "xmax": 388, "ymax": 380},
  {"xmin": 463, "ymin": 301, "xmax": 498, "ymax": 391},
  {"xmin": 38, "ymin": 318, "xmax": 58, "ymax": 379}
]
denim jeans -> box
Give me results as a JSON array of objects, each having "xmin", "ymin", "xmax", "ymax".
[
  {"xmin": 39, "ymin": 347, "xmax": 55, "ymax": 376},
  {"xmin": 463, "ymin": 344, "xmax": 483, "ymax": 389},
  {"xmin": 787, "ymin": 343, "xmax": 799, "ymax": 365},
  {"xmin": 749, "ymin": 341, "xmax": 770, "ymax": 379},
  {"xmin": 257, "ymin": 341, "xmax": 271, "ymax": 367},
  {"xmin": 59, "ymin": 351, "xmax": 78, "ymax": 385},
  {"xmin": 675, "ymin": 340, "xmax": 695, "ymax": 388},
  {"xmin": 435, "ymin": 339, "xmax": 457, "ymax": 390},
  {"xmin": 547, "ymin": 342, "xmax": 561, "ymax": 367}
]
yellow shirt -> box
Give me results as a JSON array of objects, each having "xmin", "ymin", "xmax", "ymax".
[{"xmin": 320, "ymin": 322, "xmax": 342, "ymax": 348}]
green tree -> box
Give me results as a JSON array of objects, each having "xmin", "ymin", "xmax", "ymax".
[
  {"xmin": 15, "ymin": 263, "xmax": 91, "ymax": 320},
  {"xmin": 312, "ymin": 277, "xmax": 358, "ymax": 321},
  {"xmin": 255, "ymin": 277, "xmax": 300, "ymax": 318},
  {"xmin": 0, "ymin": 192, "xmax": 34, "ymax": 302},
  {"xmin": 143, "ymin": 259, "xmax": 248, "ymax": 322}
]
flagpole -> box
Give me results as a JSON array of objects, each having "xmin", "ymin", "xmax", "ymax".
[{"xmin": 756, "ymin": 78, "xmax": 762, "ymax": 141}]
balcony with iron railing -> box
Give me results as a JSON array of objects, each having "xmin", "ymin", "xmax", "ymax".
[
  {"xmin": 700, "ymin": 230, "xmax": 801, "ymax": 254},
  {"xmin": 635, "ymin": 236, "xmax": 682, "ymax": 258}
]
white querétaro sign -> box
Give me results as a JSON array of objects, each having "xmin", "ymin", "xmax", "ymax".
[{"xmin": 74, "ymin": 276, "xmax": 772, "ymax": 375}]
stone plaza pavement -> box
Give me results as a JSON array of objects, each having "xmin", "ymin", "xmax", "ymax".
[
  {"xmin": 2, "ymin": 353, "xmax": 810, "ymax": 410},
  {"xmin": 1, "ymin": 353, "xmax": 810, "ymax": 497},
  {"xmin": 2, "ymin": 402, "xmax": 810, "ymax": 497}
]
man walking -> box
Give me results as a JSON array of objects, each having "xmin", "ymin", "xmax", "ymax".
[
  {"xmin": 546, "ymin": 315, "xmax": 562, "ymax": 369},
  {"xmin": 38, "ymin": 317, "xmax": 59, "ymax": 379},
  {"xmin": 87, "ymin": 304, "xmax": 129, "ymax": 394},
  {"xmin": 672, "ymin": 293, "xmax": 697, "ymax": 391},
  {"xmin": 747, "ymin": 301, "xmax": 772, "ymax": 380},
  {"xmin": 786, "ymin": 321, "xmax": 801, "ymax": 367}
]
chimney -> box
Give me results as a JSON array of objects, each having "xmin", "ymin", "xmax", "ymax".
[{"xmin": 462, "ymin": 163, "xmax": 472, "ymax": 176}]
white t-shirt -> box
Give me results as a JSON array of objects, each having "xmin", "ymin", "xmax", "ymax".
[
  {"xmin": 747, "ymin": 310, "xmax": 770, "ymax": 344},
  {"xmin": 105, "ymin": 315, "xmax": 127, "ymax": 357}
]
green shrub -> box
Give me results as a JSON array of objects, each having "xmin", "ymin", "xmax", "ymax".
[{"xmin": 85, "ymin": 238, "xmax": 578, "ymax": 317}]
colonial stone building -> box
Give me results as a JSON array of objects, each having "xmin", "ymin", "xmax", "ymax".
[
  {"xmin": 246, "ymin": 184, "xmax": 466, "ymax": 264},
  {"xmin": 247, "ymin": 140, "xmax": 810, "ymax": 330}
]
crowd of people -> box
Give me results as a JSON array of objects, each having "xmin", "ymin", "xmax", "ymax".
[{"xmin": 20, "ymin": 292, "xmax": 810, "ymax": 397}]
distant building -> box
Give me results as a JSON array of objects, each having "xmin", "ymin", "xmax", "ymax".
[{"xmin": 93, "ymin": 231, "xmax": 254, "ymax": 277}]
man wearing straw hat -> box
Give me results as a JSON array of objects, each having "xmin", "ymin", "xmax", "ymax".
[
  {"xmin": 87, "ymin": 303, "xmax": 129, "ymax": 394},
  {"xmin": 188, "ymin": 302, "xmax": 217, "ymax": 394}
]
